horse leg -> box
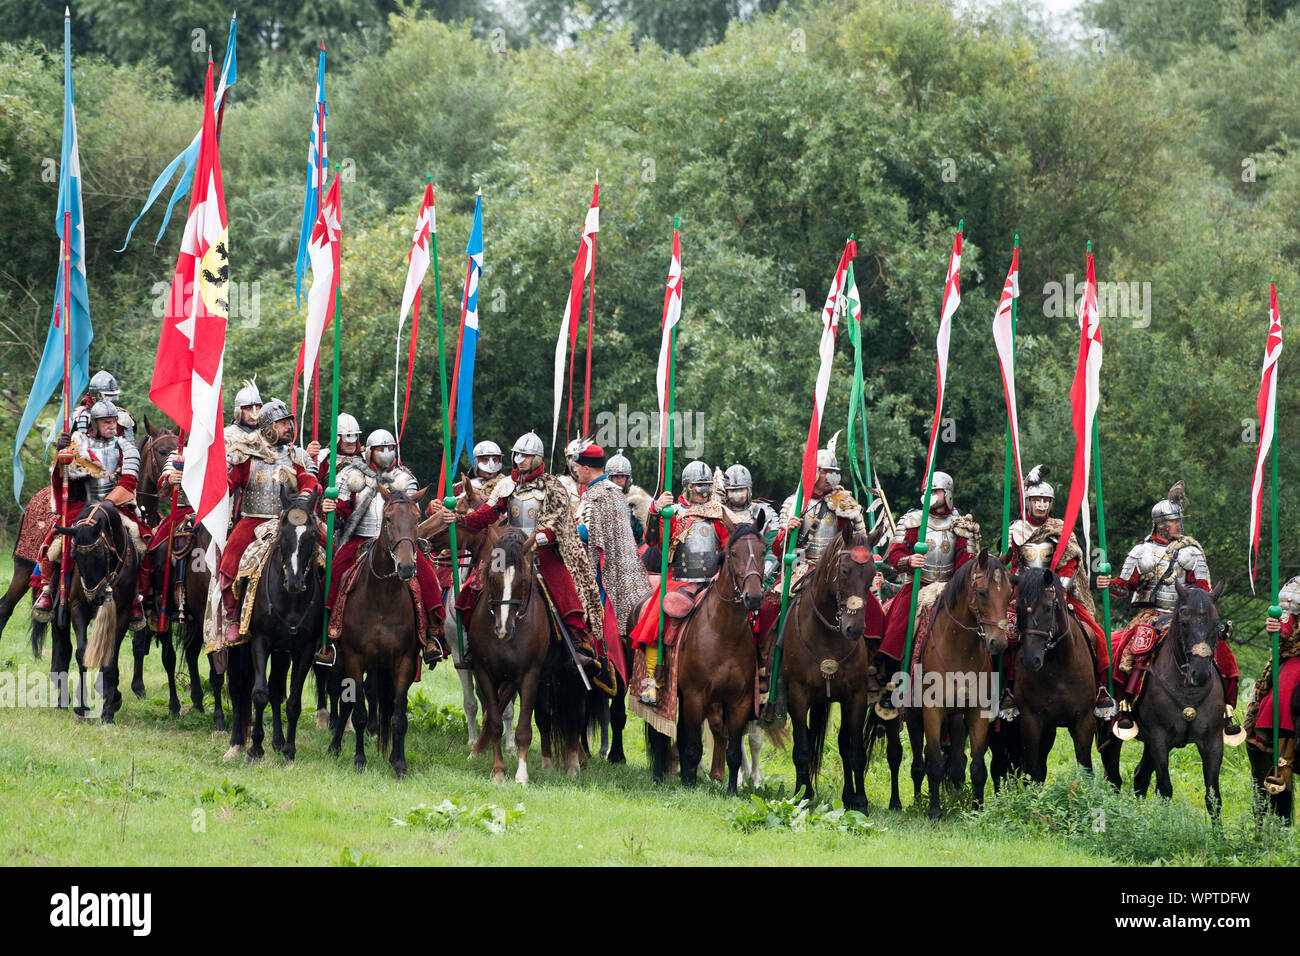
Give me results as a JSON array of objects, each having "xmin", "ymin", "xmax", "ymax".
[
  {"xmin": 469, "ymin": 660, "xmax": 496, "ymax": 759},
  {"xmin": 210, "ymin": 656, "xmax": 226, "ymax": 733},
  {"xmin": 789, "ymin": 684, "xmax": 813, "ymax": 803},
  {"xmin": 923, "ymin": 708, "xmax": 946, "ymax": 820},
  {"xmin": 968, "ymin": 716, "xmax": 991, "ymax": 812},
  {"xmin": 885, "ymin": 715, "xmax": 904, "ymax": 811},
  {"xmin": 390, "ymin": 663, "xmax": 414, "ymax": 780},
  {"xmin": 327, "ymin": 655, "xmax": 352, "ymax": 758},
  {"xmin": 678, "ymin": 694, "xmax": 705, "ymax": 788},
  {"xmin": 350, "ymin": 661, "xmax": 368, "ymax": 771},
  {"xmin": 1151, "ymin": 741, "xmax": 1175, "ymax": 801},
  {"xmin": 503, "ymin": 691, "xmax": 518, "ymax": 756},
  {"xmin": 365, "ymin": 671, "xmax": 379, "ymax": 738},
  {"xmin": 184, "ymin": 623, "xmax": 204, "ymax": 713},
  {"xmin": 314, "ymin": 664, "xmax": 329, "ymax": 729},
  {"xmin": 247, "ymin": 638, "xmax": 270, "ymax": 760},
  {"xmin": 284, "ymin": 650, "xmax": 310, "ymax": 762},
  {"xmin": 945, "ymin": 710, "xmax": 968, "ymax": 789},
  {"xmin": 158, "ymin": 628, "xmax": 181, "ymax": 718},
  {"xmin": 99, "ymin": 628, "xmax": 128, "ymax": 725},
  {"xmin": 724, "ymin": 701, "xmax": 748, "ymax": 797},
  {"xmin": 1197, "ymin": 734, "xmax": 1224, "ymax": 823},
  {"xmin": 1099, "ymin": 737, "xmax": 1123, "ymax": 789},
  {"xmin": 1133, "ymin": 747, "xmax": 1154, "ymax": 798},
  {"xmin": 707, "ymin": 705, "xmax": 727, "ymax": 784},
  {"xmin": 514, "ymin": 670, "xmax": 540, "ymax": 785},
  {"xmin": 746, "ymin": 721, "xmax": 763, "ymax": 790},
  {"xmin": 130, "ymin": 625, "xmax": 149, "ymax": 699},
  {"xmin": 459, "ymin": 664, "xmax": 480, "ymax": 751},
  {"xmin": 269, "ymin": 650, "xmax": 288, "ymax": 754},
  {"xmin": 608, "ymin": 674, "xmax": 628, "ymax": 764},
  {"xmin": 0, "ymin": 556, "xmax": 34, "ymax": 641},
  {"xmin": 841, "ymin": 696, "xmax": 869, "ymax": 813},
  {"xmin": 1070, "ymin": 714, "xmax": 1094, "ymax": 774},
  {"xmin": 1020, "ymin": 712, "xmax": 1045, "ymax": 783}
]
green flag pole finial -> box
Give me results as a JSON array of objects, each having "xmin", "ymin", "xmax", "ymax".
[
  {"xmin": 957, "ymin": 219, "xmax": 963, "ymax": 231},
  {"xmin": 674, "ymin": 213, "xmax": 680, "ymax": 229},
  {"xmin": 1087, "ymin": 239, "xmax": 1092, "ymax": 251},
  {"xmin": 1014, "ymin": 234, "xmax": 1019, "ymax": 247}
]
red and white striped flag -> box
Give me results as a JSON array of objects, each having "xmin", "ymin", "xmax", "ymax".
[
  {"xmin": 799, "ymin": 238, "xmax": 857, "ymax": 500},
  {"xmin": 654, "ymin": 225, "xmax": 682, "ymax": 494},
  {"xmin": 292, "ymin": 170, "xmax": 341, "ymax": 433},
  {"xmin": 149, "ymin": 61, "xmax": 229, "ymax": 551},
  {"xmin": 923, "ymin": 228, "xmax": 962, "ymax": 484},
  {"xmin": 393, "ymin": 183, "xmax": 434, "ymax": 445},
  {"xmin": 992, "ymin": 244, "xmax": 1023, "ymax": 523},
  {"xmin": 1249, "ymin": 283, "xmax": 1283, "ymax": 589},
  {"xmin": 1054, "ymin": 247, "xmax": 1102, "ymax": 568},
  {"xmin": 551, "ymin": 177, "xmax": 599, "ymax": 457}
]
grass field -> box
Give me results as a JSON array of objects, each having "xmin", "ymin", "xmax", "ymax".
[{"xmin": 0, "ymin": 555, "xmax": 1294, "ymax": 866}]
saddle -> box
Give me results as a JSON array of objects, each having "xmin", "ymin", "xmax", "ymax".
[
  {"xmin": 327, "ymin": 541, "xmax": 428, "ymax": 649},
  {"xmin": 631, "ymin": 581, "xmax": 710, "ymax": 647}
]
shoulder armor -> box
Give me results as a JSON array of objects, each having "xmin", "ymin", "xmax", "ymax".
[
  {"xmin": 897, "ymin": 509, "xmax": 923, "ymax": 530},
  {"xmin": 488, "ymin": 474, "xmax": 516, "ymax": 506}
]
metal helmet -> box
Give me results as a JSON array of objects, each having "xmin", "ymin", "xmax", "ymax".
[
  {"xmin": 1151, "ymin": 480, "xmax": 1188, "ymax": 531},
  {"xmin": 1023, "ymin": 464, "xmax": 1054, "ymax": 501},
  {"xmin": 336, "ymin": 413, "xmax": 361, "ymax": 442},
  {"xmin": 364, "ymin": 428, "xmax": 397, "ymax": 469},
  {"xmin": 564, "ymin": 438, "xmax": 585, "ymax": 463},
  {"xmin": 924, "ymin": 471, "xmax": 955, "ymax": 506},
  {"xmin": 512, "ymin": 431, "xmax": 544, "ymax": 460},
  {"xmin": 606, "ymin": 449, "xmax": 632, "ymax": 478},
  {"xmin": 234, "ymin": 380, "xmax": 262, "ymax": 409},
  {"xmin": 89, "ymin": 370, "xmax": 119, "ymax": 400},
  {"xmin": 723, "ymin": 462, "xmax": 752, "ymax": 490},
  {"xmin": 473, "ymin": 440, "xmax": 502, "ymax": 459},
  {"xmin": 816, "ymin": 448, "xmax": 839, "ymax": 472},
  {"xmin": 681, "ymin": 460, "xmax": 712, "ymax": 487},
  {"xmin": 257, "ymin": 399, "xmax": 293, "ymax": 443},
  {"xmin": 89, "ymin": 399, "xmax": 118, "ymax": 423}
]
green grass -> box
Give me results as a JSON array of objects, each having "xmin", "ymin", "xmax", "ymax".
[{"xmin": 0, "ymin": 554, "xmax": 1292, "ymax": 866}]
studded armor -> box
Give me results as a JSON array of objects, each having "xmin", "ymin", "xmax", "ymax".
[
  {"xmin": 798, "ymin": 498, "xmax": 842, "ymax": 561},
  {"xmin": 1009, "ymin": 518, "xmax": 1055, "ymax": 568},
  {"xmin": 1119, "ymin": 537, "xmax": 1210, "ymax": 611},
  {"xmin": 240, "ymin": 445, "xmax": 307, "ymax": 519},
  {"xmin": 894, "ymin": 508, "xmax": 964, "ymax": 585},
  {"xmin": 738, "ymin": 500, "xmax": 776, "ymax": 528},
  {"xmin": 66, "ymin": 431, "xmax": 138, "ymax": 503},
  {"xmin": 670, "ymin": 518, "xmax": 722, "ymax": 582},
  {"xmin": 337, "ymin": 461, "xmax": 415, "ymax": 540},
  {"xmin": 507, "ymin": 484, "xmax": 546, "ymax": 535}
]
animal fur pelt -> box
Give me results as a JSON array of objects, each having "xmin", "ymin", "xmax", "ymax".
[
  {"xmin": 579, "ymin": 478, "xmax": 653, "ymax": 633},
  {"xmin": 625, "ymin": 484, "xmax": 651, "ymax": 529},
  {"xmin": 1017, "ymin": 517, "xmax": 1095, "ymax": 615},
  {"xmin": 225, "ymin": 430, "xmax": 312, "ymax": 469}
]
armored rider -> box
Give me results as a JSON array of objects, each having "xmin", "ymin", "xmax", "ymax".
[{"xmin": 74, "ymin": 369, "xmax": 136, "ymax": 443}]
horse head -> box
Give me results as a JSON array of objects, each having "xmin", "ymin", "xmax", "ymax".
[
  {"xmin": 963, "ymin": 549, "xmax": 1014, "ymax": 656},
  {"xmin": 276, "ymin": 488, "xmax": 319, "ymax": 596},
  {"xmin": 1173, "ymin": 577, "xmax": 1224, "ymax": 688},
  {"xmin": 136, "ymin": 427, "xmax": 178, "ymax": 525},
  {"xmin": 1015, "ymin": 567, "xmax": 1068, "ymax": 673},
  {"xmin": 813, "ymin": 533, "xmax": 877, "ymax": 640},
  {"xmin": 377, "ymin": 483, "xmax": 427, "ymax": 582},
  {"xmin": 719, "ymin": 513, "xmax": 767, "ymax": 612},
  {"xmin": 58, "ymin": 501, "xmax": 125, "ymax": 605},
  {"xmin": 484, "ymin": 526, "xmax": 534, "ymax": 640}
]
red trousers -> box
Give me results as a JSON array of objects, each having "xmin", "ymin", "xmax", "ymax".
[
  {"xmin": 326, "ymin": 536, "xmax": 443, "ymax": 616},
  {"xmin": 456, "ymin": 545, "xmax": 589, "ymax": 639}
]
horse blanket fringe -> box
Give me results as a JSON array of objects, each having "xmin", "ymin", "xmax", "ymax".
[{"xmin": 628, "ymin": 641, "xmax": 681, "ymax": 738}]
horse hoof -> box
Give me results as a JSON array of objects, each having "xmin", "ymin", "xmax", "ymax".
[
  {"xmin": 222, "ymin": 745, "xmax": 243, "ymax": 762},
  {"xmin": 354, "ymin": 759, "xmax": 366, "ymax": 773},
  {"xmin": 272, "ymin": 739, "xmax": 284, "ymax": 754},
  {"xmin": 169, "ymin": 705, "xmax": 181, "ymax": 719},
  {"xmin": 131, "ymin": 680, "xmax": 146, "ymax": 700},
  {"xmin": 492, "ymin": 770, "xmax": 506, "ymax": 784},
  {"xmin": 542, "ymin": 756, "xmax": 554, "ymax": 771},
  {"xmin": 315, "ymin": 709, "xmax": 329, "ymax": 729},
  {"xmin": 101, "ymin": 715, "xmax": 114, "ymax": 726},
  {"xmin": 394, "ymin": 767, "xmax": 406, "ymax": 780}
]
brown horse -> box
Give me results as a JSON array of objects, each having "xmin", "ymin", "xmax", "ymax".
[
  {"xmin": 779, "ymin": 532, "xmax": 880, "ymax": 811},
  {"xmin": 326, "ymin": 485, "xmax": 427, "ymax": 777},
  {"xmin": 1011, "ymin": 568, "xmax": 1098, "ymax": 781},
  {"xmin": 900, "ymin": 551, "xmax": 1014, "ymax": 819},
  {"xmin": 653, "ymin": 517, "xmax": 767, "ymax": 795}
]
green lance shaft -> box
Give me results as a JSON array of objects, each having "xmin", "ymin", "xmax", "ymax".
[
  {"xmin": 1092, "ymin": 414, "xmax": 1114, "ymax": 695},
  {"xmin": 320, "ymin": 166, "xmax": 343, "ymax": 650},
  {"xmin": 430, "ymin": 185, "xmax": 464, "ymax": 656},
  {"xmin": 1001, "ymin": 235, "xmax": 1019, "ymax": 554},
  {"xmin": 655, "ymin": 215, "xmax": 680, "ymax": 673},
  {"xmin": 764, "ymin": 479, "xmax": 802, "ymax": 717}
]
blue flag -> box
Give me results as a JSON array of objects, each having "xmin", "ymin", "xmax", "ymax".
[
  {"xmin": 117, "ymin": 14, "xmax": 236, "ymax": 251},
  {"xmin": 295, "ymin": 45, "xmax": 327, "ymax": 307},
  {"xmin": 13, "ymin": 11, "xmax": 93, "ymax": 502},
  {"xmin": 451, "ymin": 195, "xmax": 484, "ymax": 470}
]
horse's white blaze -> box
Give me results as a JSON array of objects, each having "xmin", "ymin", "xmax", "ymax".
[
  {"xmin": 497, "ymin": 566, "xmax": 515, "ymax": 636},
  {"xmin": 290, "ymin": 526, "xmax": 307, "ymax": 578}
]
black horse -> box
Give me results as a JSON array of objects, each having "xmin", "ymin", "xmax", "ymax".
[
  {"xmin": 226, "ymin": 489, "xmax": 324, "ymax": 763},
  {"xmin": 32, "ymin": 501, "xmax": 139, "ymax": 724},
  {"xmin": 1100, "ymin": 579, "xmax": 1227, "ymax": 820}
]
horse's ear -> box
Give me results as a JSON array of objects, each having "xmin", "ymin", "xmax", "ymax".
[
  {"xmin": 413, "ymin": 485, "xmax": 430, "ymax": 505},
  {"xmin": 55, "ymin": 525, "xmax": 73, "ymax": 536},
  {"xmin": 378, "ymin": 483, "xmax": 392, "ymax": 502},
  {"xmin": 280, "ymin": 483, "xmax": 292, "ymax": 511},
  {"xmin": 720, "ymin": 509, "xmax": 736, "ymax": 534},
  {"xmin": 840, "ymin": 520, "xmax": 853, "ymax": 545},
  {"xmin": 753, "ymin": 507, "xmax": 767, "ymax": 534},
  {"xmin": 1210, "ymin": 579, "xmax": 1225, "ymax": 602},
  {"xmin": 1040, "ymin": 568, "xmax": 1053, "ymax": 589},
  {"xmin": 1008, "ymin": 572, "xmax": 1019, "ymax": 588}
]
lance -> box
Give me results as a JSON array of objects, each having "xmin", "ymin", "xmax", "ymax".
[
  {"xmin": 655, "ymin": 215, "xmax": 680, "ymax": 694},
  {"xmin": 430, "ymin": 184, "xmax": 465, "ymax": 656},
  {"xmin": 1267, "ymin": 281, "xmax": 1283, "ymax": 771},
  {"xmin": 320, "ymin": 165, "xmax": 342, "ymax": 652},
  {"xmin": 156, "ymin": 430, "xmax": 186, "ymax": 632},
  {"xmin": 900, "ymin": 221, "xmax": 962, "ymax": 694},
  {"xmin": 1001, "ymin": 236, "xmax": 1019, "ymax": 554},
  {"xmin": 56, "ymin": 210, "xmax": 72, "ymax": 628}
]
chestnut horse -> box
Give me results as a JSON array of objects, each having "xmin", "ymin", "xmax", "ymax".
[
  {"xmin": 778, "ymin": 532, "xmax": 880, "ymax": 811},
  {"xmin": 901, "ymin": 551, "xmax": 1014, "ymax": 819},
  {"xmin": 648, "ymin": 518, "xmax": 767, "ymax": 795}
]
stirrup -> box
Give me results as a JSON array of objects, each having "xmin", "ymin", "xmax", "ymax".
[
  {"xmin": 314, "ymin": 644, "xmax": 337, "ymax": 668},
  {"xmin": 638, "ymin": 677, "xmax": 660, "ymax": 706},
  {"xmin": 31, "ymin": 589, "xmax": 54, "ymax": 623},
  {"xmin": 1094, "ymin": 690, "xmax": 1118, "ymax": 720},
  {"xmin": 1223, "ymin": 705, "xmax": 1246, "ymax": 747},
  {"xmin": 422, "ymin": 642, "xmax": 444, "ymax": 667},
  {"xmin": 1265, "ymin": 755, "xmax": 1291, "ymax": 794},
  {"xmin": 998, "ymin": 690, "xmax": 1019, "ymax": 723},
  {"xmin": 1112, "ymin": 700, "xmax": 1139, "ymax": 741},
  {"xmin": 874, "ymin": 679, "xmax": 900, "ymax": 720}
]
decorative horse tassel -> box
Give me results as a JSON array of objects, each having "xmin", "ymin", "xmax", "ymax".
[{"xmin": 83, "ymin": 598, "xmax": 119, "ymax": 670}]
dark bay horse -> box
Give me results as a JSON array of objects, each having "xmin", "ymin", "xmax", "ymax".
[
  {"xmin": 326, "ymin": 485, "xmax": 427, "ymax": 777},
  {"xmin": 901, "ymin": 551, "xmax": 1014, "ymax": 820},
  {"xmin": 1012, "ymin": 568, "xmax": 1099, "ymax": 781},
  {"xmin": 227, "ymin": 490, "xmax": 323, "ymax": 764},
  {"xmin": 32, "ymin": 501, "xmax": 139, "ymax": 724},
  {"xmin": 1100, "ymin": 578, "xmax": 1227, "ymax": 820},
  {"xmin": 125, "ymin": 418, "xmax": 178, "ymax": 700},
  {"xmin": 650, "ymin": 518, "xmax": 767, "ymax": 795},
  {"xmin": 779, "ymin": 532, "xmax": 879, "ymax": 811}
]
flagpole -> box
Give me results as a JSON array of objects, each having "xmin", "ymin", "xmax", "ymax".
[
  {"xmin": 157, "ymin": 430, "xmax": 185, "ymax": 633},
  {"xmin": 1001, "ymin": 236, "xmax": 1019, "ymax": 553},
  {"xmin": 430, "ymin": 184, "xmax": 464, "ymax": 656},
  {"xmin": 1269, "ymin": 280, "xmax": 1282, "ymax": 764},
  {"xmin": 901, "ymin": 221, "xmax": 962, "ymax": 693},
  {"xmin": 582, "ymin": 172, "xmax": 597, "ymax": 438},
  {"xmin": 655, "ymin": 214, "xmax": 679, "ymax": 689},
  {"xmin": 320, "ymin": 166, "xmax": 342, "ymax": 651},
  {"xmin": 57, "ymin": 210, "xmax": 72, "ymax": 626}
]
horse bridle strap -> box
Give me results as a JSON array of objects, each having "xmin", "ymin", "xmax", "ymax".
[
  {"xmin": 715, "ymin": 530, "xmax": 764, "ymax": 606},
  {"xmin": 72, "ymin": 504, "xmax": 132, "ymax": 602}
]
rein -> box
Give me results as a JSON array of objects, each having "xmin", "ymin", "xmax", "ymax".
[
  {"xmin": 1148, "ymin": 612, "xmax": 1215, "ymax": 707},
  {"xmin": 713, "ymin": 528, "xmax": 765, "ymax": 607},
  {"xmin": 71, "ymin": 503, "xmax": 133, "ymax": 604}
]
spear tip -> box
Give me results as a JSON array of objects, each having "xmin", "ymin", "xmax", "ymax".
[
  {"xmin": 1014, "ymin": 233, "xmax": 1019, "ymax": 246},
  {"xmin": 957, "ymin": 218, "xmax": 964, "ymax": 232},
  {"xmin": 476, "ymin": 186, "xmax": 482, "ymax": 197},
  {"xmin": 1087, "ymin": 239, "xmax": 1092, "ymax": 251},
  {"xmin": 65, "ymin": 6, "xmax": 70, "ymax": 17},
  {"xmin": 674, "ymin": 213, "xmax": 679, "ymax": 229}
]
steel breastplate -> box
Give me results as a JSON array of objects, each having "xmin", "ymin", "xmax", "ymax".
[
  {"xmin": 1018, "ymin": 539, "xmax": 1055, "ymax": 569},
  {"xmin": 923, "ymin": 511, "xmax": 959, "ymax": 584},
  {"xmin": 86, "ymin": 437, "xmax": 121, "ymax": 502},
  {"xmin": 670, "ymin": 517, "xmax": 721, "ymax": 582},
  {"xmin": 800, "ymin": 500, "xmax": 840, "ymax": 561},
  {"xmin": 241, "ymin": 446, "xmax": 298, "ymax": 519},
  {"xmin": 507, "ymin": 486, "xmax": 545, "ymax": 535}
]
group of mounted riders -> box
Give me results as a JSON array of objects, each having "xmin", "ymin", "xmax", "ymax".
[{"xmin": 13, "ymin": 367, "xmax": 1298, "ymax": 814}]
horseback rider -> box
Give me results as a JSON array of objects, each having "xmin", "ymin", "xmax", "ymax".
[
  {"xmin": 431, "ymin": 431, "xmax": 613, "ymax": 693},
  {"xmin": 627, "ymin": 460, "xmax": 732, "ymax": 704},
  {"xmin": 1001, "ymin": 464, "xmax": 1117, "ymax": 718},
  {"xmin": 315, "ymin": 412, "xmax": 363, "ymax": 478},
  {"xmin": 605, "ymin": 448, "xmax": 651, "ymax": 547},
  {"xmin": 316, "ymin": 429, "xmax": 448, "ymax": 668},
  {"xmin": 574, "ymin": 443, "xmax": 653, "ymax": 688},
  {"xmin": 33, "ymin": 400, "xmax": 151, "ymax": 629},
  {"xmin": 140, "ymin": 446, "xmax": 195, "ymax": 630},
  {"xmin": 1254, "ymin": 574, "xmax": 1300, "ymax": 788},
  {"xmin": 874, "ymin": 471, "xmax": 980, "ymax": 685},
  {"xmin": 74, "ymin": 369, "xmax": 136, "ymax": 444},
  {"xmin": 216, "ymin": 400, "xmax": 320, "ymax": 648},
  {"xmin": 224, "ymin": 379, "xmax": 263, "ymax": 445},
  {"xmin": 1096, "ymin": 480, "xmax": 1241, "ymax": 740},
  {"xmin": 723, "ymin": 462, "xmax": 778, "ymax": 536},
  {"xmin": 560, "ymin": 437, "xmax": 586, "ymax": 507},
  {"xmin": 453, "ymin": 439, "xmax": 507, "ymax": 500}
]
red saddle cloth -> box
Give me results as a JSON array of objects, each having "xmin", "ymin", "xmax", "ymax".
[
  {"xmin": 1253, "ymin": 657, "xmax": 1300, "ymax": 737},
  {"xmin": 628, "ymin": 579, "xmax": 710, "ymax": 649},
  {"xmin": 328, "ymin": 546, "xmax": 428, "ymax": 679}
]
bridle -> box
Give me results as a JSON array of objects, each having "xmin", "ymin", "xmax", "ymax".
[
  {"xmin": 368, "ymin": 498, "xmax": 419, "ymax": 582},
  {"xmin": 940, "ymin": 558, "xmax": 1009, "ymax": 655},
  {"xmin": 1019, "ymin": 583, "xmax": 1069, "ymax": 654},
  {"xmin": 714, "ymin": 527, "xmax": 765, "ymax": 607},
  {"xmin": 70, "ymin": 503, "xmax": 132, "ymax": 605},
  {"xmin": 1151, "ymin": 600, "xmax": 1216, "ymax": 704},
  {"xmin": 489, "ymin": 545, "xmax": 535, "ymax": 641},
  {"xmin": 135, "ymin": 433, "xmax": 177, "ymax": 518}
]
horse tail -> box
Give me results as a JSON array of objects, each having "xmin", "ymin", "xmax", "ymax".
[
  {"xmin": 376, "ymin": 668, "xmax": 394, "ymax": 758},
  {"xmin": 83, "ymin": 600, "xmax": 118, "ymax": 670},
  {"xmin": 762, "ymin": 723, "xmax": 790, "ymax": 752},
  {"xmin": 807, "ymin": 698, "xmax": 830, "ymax": 785},
  {"xmin": 30, "ymin": 616, "xmax": 48, "ymax": 659},
  {"xmin": 542, "ymin": 645, "xmax": 587, "ymax": 770}
]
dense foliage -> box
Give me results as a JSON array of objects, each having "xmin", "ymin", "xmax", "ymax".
[{"xmin": 2, "ymin": 0, "xmax": 1297, "ymax": 647}]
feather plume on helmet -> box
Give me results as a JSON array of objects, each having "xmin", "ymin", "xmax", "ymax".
[
  {"xmin": 1023, "ymin": 464, "xmax": 1054, "ymax": 501},
  {"xmin": 1167, "ymin": 479, "xmax": 1188, "ymax": 510}
]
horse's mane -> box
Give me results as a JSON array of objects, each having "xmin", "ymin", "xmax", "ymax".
[
  {"xmin": 1015, "ymin": 564, "xmax": 1061, "ymax": 609},
  {"xmin": 937, "ymin": 552, "xmax": 1001, "ymax": 613},
  {"xmin": 491, "ymin": 526, "xmax": 530, "ymax": 573}
]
